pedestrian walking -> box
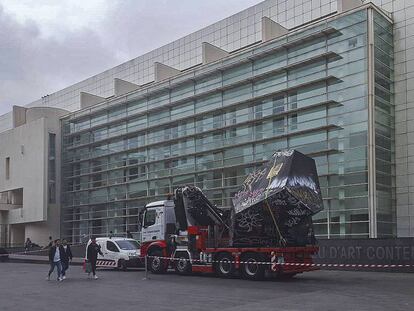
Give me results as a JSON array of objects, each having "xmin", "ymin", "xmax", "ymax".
[
  {"xmin": 47, "ymin": 239, "xmax": 65, "ymax": 281},
  {"xmin": 86, "ymin": 237, "xmax": 103, "ymax": 279},
  {"xmin": 61, "ymin": 239, "xmax": 73, "ymax": 279}
]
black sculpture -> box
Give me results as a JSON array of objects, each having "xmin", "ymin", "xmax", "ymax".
[
  {"xmin": 232, "ymin": 149, "xmax": 323, "ymax": 247},
  {"xmin": 172, "ymin": 149, "xmax": 324, "ymax": 248}
]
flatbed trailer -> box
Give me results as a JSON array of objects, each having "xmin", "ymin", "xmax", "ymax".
[
  {"xmin": 141, "ymin": 222, "xmax": 319, "ymax": 280},
  {"xmin": 190, "ymin": 246, "xmax": 318, "ymax": 278}
]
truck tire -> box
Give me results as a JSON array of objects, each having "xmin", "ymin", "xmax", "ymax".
[
  {"xmin": 240, "ymin": 253, "xmax": 265, "ymax": 281},
  {"xmin": 215, "ymin": 253, "xmax": 235, "ymax": 278},
  {"xmin": 118, "ymin": 259, "xmax": 127, "ymax": 271},
  {"xmin": 174, "ymin": 253, "xmax": 191, "ymax": 275},
  {"xmin": 148, "ymin": 249, "xmax": 167, "ymax": 274}
]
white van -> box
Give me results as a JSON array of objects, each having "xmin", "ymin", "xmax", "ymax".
[{"xmin": 85, "ymin": 237, "xmax": 143, "ymax": 270}]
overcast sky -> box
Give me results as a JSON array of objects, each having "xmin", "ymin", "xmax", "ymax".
[{"xmin": 0, "ymin": 0, "xmax": 263, "ymax": 115}]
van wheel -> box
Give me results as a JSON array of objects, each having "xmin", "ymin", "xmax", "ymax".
[
  {"xmin": 174, "ymin": 253, "xmax": 191, "ymax": 275},
  {"xmin": 214, "ymin": 253, "xmax": 235, "ymax": 278},
  {"xmin": 118, "ymin": 259, "xmax": 127, "ymax": 271},
  {"xmin": 241, "ymin": 253, "xmax": 265, "ymax": 281},
  {"xmin": 148, "ymin": 249, "xmax": 167, "ymax": 274}
]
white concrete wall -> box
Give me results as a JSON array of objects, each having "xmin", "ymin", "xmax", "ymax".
[
  {"xmin": 0, "ymin": 117, "xmax": 47, "ymax": 224},
  {"xmin": 9, "ymin": 224, "xmax": 24, "ymax": 247},
  {"xmin": 25, "ymin": 222, "xmax": 58, "ymax": 247},
  {"xmin": 0, "ymin": 107, "xmax": 67, "ymax": 245}
]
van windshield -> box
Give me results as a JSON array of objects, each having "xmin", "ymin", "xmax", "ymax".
[{"xmin": 115, "ymin": 240, "xmax": 140, "ymax": 250}]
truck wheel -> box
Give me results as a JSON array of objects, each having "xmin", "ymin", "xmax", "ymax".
[
  {"xmin": 174, "ymin": 253, "xmax": 191, "ymax": 275},
  {"xmin": 241, "ymin": 253, "xmax": 265, "ymax": 281},
  {"xmin": 118, "ymin": 259, "xmax": 127, "ymax": 271},
  {"xmin": 148, "ymin": 249, "xmax": 167, "ymax": 274},
  {"xmin": 215, "ymin": 253, "xmax": 235, "ymax": 278}
]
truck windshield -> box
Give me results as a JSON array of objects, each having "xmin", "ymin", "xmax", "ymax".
[
  {"xmin": 115, "ymin": 240, "xmax": 140, "ymax": 250},
  {"xmin": 144, "ymin": 209, "xmax": 157, "ymax": 227}
]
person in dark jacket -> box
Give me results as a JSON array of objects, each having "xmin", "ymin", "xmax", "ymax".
[
  {"xmin": 61, "ymin": 239, "xmax": 73, "ymax": 279},
  {"xmin": 86, "ymin": 237, "xmax": 103, "ymax": 279},
  {"xmin": 47, "ymin": 239, "xmax": 65, "ymax": 281}
]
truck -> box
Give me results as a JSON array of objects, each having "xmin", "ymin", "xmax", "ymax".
[{"xmin": 140, "ymin": 149, "xmax": 323, "ymax": 280}]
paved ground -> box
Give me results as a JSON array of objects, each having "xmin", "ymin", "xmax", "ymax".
[
  {"xmin": 8, "ymin": 254, "xmax": 83, "ymax": 265},
  {"xmin": 0, "ymin": 263, "xmax": 413, "ymax": 311}
]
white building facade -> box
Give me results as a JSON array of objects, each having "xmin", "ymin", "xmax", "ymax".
[{"xmin": 0, "ymin": 107, "xmax": 67, "ymax": 247}]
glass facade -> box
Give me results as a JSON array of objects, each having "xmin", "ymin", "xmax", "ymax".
[
  {"xmin": 61, "ymin": 8, "xmax": 395, "ymax": 242},
  {"xmin": 373, "ymin": 11, "xmax": 395, "ymax": 237}
]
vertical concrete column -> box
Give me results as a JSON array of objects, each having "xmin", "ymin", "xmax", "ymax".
[{"xmin": 367, "ymin": 8, "xmax": 377, "ymax": 238}]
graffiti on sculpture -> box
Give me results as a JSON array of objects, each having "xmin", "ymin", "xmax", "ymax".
[{"xmin": 236, "ymin": 208, "xmax": 263, "ymax": 232}]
